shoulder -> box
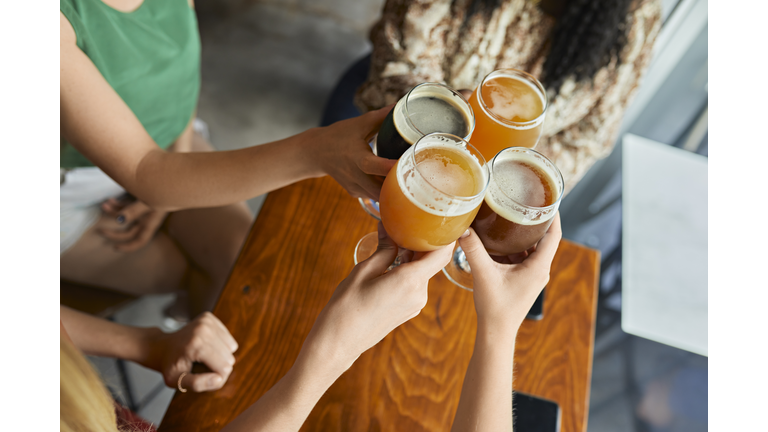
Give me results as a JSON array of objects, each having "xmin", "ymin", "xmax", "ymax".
[{"xmin": 60, "ymin": 11, "xmax": 77, "ymax": 49}]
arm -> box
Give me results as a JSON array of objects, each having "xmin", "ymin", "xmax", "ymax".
[
  {"xmin": 60, "ymin": 306, "xmax": 239, "ymax": 392},
  {"xmin": 60, "ymin": 13, "xmax": 394, "ymax": 211},
  {"xmin": 222, "ymin": 224, "xmax": 454, "ymax": 432},
  {"xmin": 60, "ymin": 305, "xmax": 157, "ymax": 364},
  {"xmin": 451, "ymin": 215, "xmax": 562, "ymax": 432}
]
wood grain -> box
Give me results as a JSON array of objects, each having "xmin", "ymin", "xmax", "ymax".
[{"xmin": 159, "ymin": 176, "xmax": 599, "ymax": 432}]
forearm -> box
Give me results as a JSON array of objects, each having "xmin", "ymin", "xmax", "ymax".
[
  {"xmin": 222, "ymin": 349, "xmax": 345, "ymax": 432},
  {"xmin": 133, "ymin": 131, "xmax": 322, "ymax": 211},
  {"xmin": 59, "ymin": 306, "xmax": 158, "ymax": 364},
  {"xmin": 451, "ymin": 321, "xmax": 517, "ymax": 432}
]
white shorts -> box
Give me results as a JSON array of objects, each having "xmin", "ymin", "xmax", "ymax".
[{"xmin": 60, "ymin": 167, "xmax": 126, "ymax": 254}]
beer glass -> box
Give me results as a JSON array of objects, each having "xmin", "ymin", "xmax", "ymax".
[
  {"xmin": 358, "ymin": 82, "xmax": 475, "ymax": 220},
  {"xmin": 468, "ymin": 69, "xmax": 548, "ymax": 162},
  {"xmin": 442, "ymin": 147, "xmax": 563, "ymax": 291},
  {"xmin": 378, "ymin": 132, "xmax": 490, "ymax": 252}
]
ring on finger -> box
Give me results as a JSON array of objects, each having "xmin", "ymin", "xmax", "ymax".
[{"xmin": 177, "ymin": 372, "xmax": 188, "ymax": 393}]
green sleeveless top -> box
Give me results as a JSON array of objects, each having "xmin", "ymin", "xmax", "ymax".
[{"xmin": 60, "ymin": 0, "xmax": 200, "ymax": 168}]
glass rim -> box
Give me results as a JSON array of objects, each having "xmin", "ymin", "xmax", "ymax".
[
  {"xmin": 409, "ymin": 132, "xmax": 490, "ymax": 202},
  {"xmin": 476, "ymin": 68, "xmax": 548, "ymax": 129},
  {"xmin": 490, "ymin": 146, "xmax": 564, "ymax": 212},
  {"xmin": 403, "ymin": 82, "xmax": 476, "ymax": 141}
]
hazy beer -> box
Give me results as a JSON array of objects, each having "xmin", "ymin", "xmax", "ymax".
[
  {"xmin": 375, "ymin": 83, "xmax": 475, "ymax": 160},
  {"xmin": 468, "ymin": 69, "xmax": 547, "ymax": 162},
  {"xmin": 472, "ymin": 147, "xmax": 563, "ymax": 255},
  {"xmin": 379, "ymin": 133, "xmax": 490, "ymax": 252}
]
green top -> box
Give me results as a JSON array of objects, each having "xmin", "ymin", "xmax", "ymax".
[{"xmin": 60, "ymin": 0, "xmax": 200, "ymax": 168}]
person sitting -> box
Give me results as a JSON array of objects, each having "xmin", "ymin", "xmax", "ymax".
[
  {"xmin": 61, "ymin": 216, "xmax": 562, "ymax": 431},
  {"xmin": 324, "ymin": 0, "xmax": 662, "ymax": 194},
  {"xmin": 60, "ymin": 0, "xmax": 397, "ymax": 321}
]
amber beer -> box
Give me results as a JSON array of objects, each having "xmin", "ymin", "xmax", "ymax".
[
  {"xmin": 379, "ymin": 133, "xmax": 490, "ymax": 252},
  {"xmin": 468, "ymin": 69, "xmax": 547, "ymax": 162},
  {"xmin": 375, "ymin": 83, "xmax": 475, "ymax": 160},
  {"xmin": 472, "ymin": 147, "xmax": 563, "ymax": 255}
]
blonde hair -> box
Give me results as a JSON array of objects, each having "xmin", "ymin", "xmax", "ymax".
[{"xmin": 60, "ymin": 336, "xmax": 121, "ymax": 432}]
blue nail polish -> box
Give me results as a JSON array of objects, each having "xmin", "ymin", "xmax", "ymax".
[{"xmin": 116, "ymin": 215, "xmax": 126, "ymax": 224}]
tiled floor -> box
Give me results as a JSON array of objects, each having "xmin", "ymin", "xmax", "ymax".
[{"xmin": 89, "ymin": 2, "xmax": 707, "ymax": 430}]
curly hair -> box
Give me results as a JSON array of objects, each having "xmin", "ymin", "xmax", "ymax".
[
  {"xmin": 542, "ymin": 0, "xmax": 633, "ymax": 94},
  {"xmin": 457, "ymin": 0, "xmax": 633, "ymax": 95}
]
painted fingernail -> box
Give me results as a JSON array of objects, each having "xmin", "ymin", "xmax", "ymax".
[
  {"xmin": 116, "ymin": 215, "xmax": 126, "ymax": 224},
  {"xmin": 460, "ymin": 229, "xmax": 470, "ymax": 239}
]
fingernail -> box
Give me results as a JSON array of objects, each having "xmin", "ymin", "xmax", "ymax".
[
  {"xmin": 460, "ymin": 229, "xmax": 470, "ymax": 239},
  {"xmin": 116, "ymin": 215, "xmax": 126, "ymax": 224},
  {"xmin": 210, "ymin": 376, "xmax": 223, "ymax": 386},
  {"xmin": 224, "ymin": 364, "xmax": 233, "ymax": 373}
]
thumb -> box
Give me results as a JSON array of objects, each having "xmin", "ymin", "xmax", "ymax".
[
  {"xmin": 181, "ymin": 372, "xmax": 225, "ymax": 393},
  {"xmin": 360, "ymin": 104, "xmax": 394, "ymax": 139},
  {"xmin": 458, "ymin": 228, "xmax": 494, "ymax": 274},
  {"xmin": 359, "ymin": 223, "xmax": 399, "ymax": 276}
]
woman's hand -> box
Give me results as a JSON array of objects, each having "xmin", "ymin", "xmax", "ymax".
[
  {"xmin": 144, "ymin": 312, "xmax": 239, "ymax": 393},
  {"xmin": 299, "ymin": 223, "xmax": 454, "ymax": 375},
  {"xmin": 98, "ymin": 195, "xmax": 168, "ymax": 252},
  {"xmin": 459, "ymin": 213, "xmax": 562, "ymax": 332},
  {"xmin": 306, "ymin": 106, "xmax": 397, "ymax": 201}
]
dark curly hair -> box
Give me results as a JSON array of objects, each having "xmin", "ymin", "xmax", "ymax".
[{"xmin": 457, "ymin": 0, "xmax": 633, "ymax": 95}]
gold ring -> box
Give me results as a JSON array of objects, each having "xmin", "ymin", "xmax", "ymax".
[{"xmin": 177, "ymin": 372, "xmax": 188, "ymax": 393}]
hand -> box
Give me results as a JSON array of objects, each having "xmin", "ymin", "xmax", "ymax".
[
  {"xmin": 98, "ymin": 195, "xmax": 168, "ymax": 252},
  {"xmin": 300, "ymin": 223, "xmax": 454, "ymax": 374},
  {"xmin": 144, "ymin": 312, "xmax": 239, "ymax": 393},
  {"xmin": 308, "ymin": 105, "xmax": 398, "ymax": 201},
  {"xmin": 459, "ymin": 213, "xmax": 562, "ymax": 332}
]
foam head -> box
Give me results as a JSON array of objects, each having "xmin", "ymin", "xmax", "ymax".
[{"xmin": 485, "ymin": 147, "xmax": 563, "ymax": 225}]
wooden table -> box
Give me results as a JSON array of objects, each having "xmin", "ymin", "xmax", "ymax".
[{"xmin": 159, "ymin": 176, "xmax": 599, "ymax": 432}]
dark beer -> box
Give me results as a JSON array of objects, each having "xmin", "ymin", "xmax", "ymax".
[
  {"xmin": 375, "ymin": 83, "xmax": 474, "ymax": 160},
  {"xmin": 472, "ymin": 147, "xmax": 563, "ymax": 255}
]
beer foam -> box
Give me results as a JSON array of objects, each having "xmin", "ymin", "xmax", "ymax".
[
  {"xmin": 396, "ymin": 135, "xmax": 488, "ymax": 217},
  {"xmin": 394, "ymin": 87, "xmax": 474, "ymax": 145},
  {"xmin": 485, "ymin": 150, "xmax": 561, "ymax": 226},
  {"xmin": 478, "ymin": 74, "xmax": 546, "ymax": 130}
]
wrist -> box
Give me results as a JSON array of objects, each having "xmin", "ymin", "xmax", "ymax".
[
  {"xmin": 476, "ymin": 319, "xmax": 518, "ymax": 348},
  {"xmin": 133, "ymin": 327, "xmax": 165, "ymax": 370},
  {"xmin": 297, "ymin": 324, "xmax": 356, "ymax": 382},
  {"xmin": 293, "ymin": 128, "xmax": 327, "ymax": 179}
]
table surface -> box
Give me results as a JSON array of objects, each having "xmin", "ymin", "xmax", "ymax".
[
  {"xmin": 159, "ymin": 176, "xmax": 600, "ymax": 432},
  {"xmin": 622, "ymin": 134, "xmax": 708, "ymax": 357}
]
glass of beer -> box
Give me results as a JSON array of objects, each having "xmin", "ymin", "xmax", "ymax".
[
  {"xmin": 468, "ymin": 69, "xmax": 548, "ymax": 162},
  {"xmin": 358, "ymin": 82, "xmax": 475, "ymax": 220},
  {"xmin": 442, "ymin": 147, "xmax": 563, "ymax": 291},
  {"xmin": 377, "ymin": 132, "xmax": 489, "ymax": 252}
]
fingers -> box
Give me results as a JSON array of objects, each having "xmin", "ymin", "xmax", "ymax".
[
  {"xmin": 358, "ymin": 223, "xmax": 399, "ymax": 277},
  {"xmin": 359, "ymin": 154, "xmax": 397, "ymax": 177},
  {"xmin": 524, "ymin": 213, "xmax": 562, "ymax": 269},
  {"xmin": 401, "ymin": 241, "xmax": 455, "ymax": 278},
  {"xmin": 113, "ymin": 227, "xmax": 154, "ymax": 252},
  {"xmin": 356, "ymin": 172, "xmax": 385, "ymax": 202},
  {"xmin": 358, "ymin": 104, "xmax": 394, "ymax": 140},
  {"xmin": 196, "ymin": 335, "xmax": 236, "ymax": 379},
  {"xmin": 116, "ymin": 200, "xmax": 152, "ymax": 225},
  {"xmin": 181, "ymin": 371, "xmax": 226, "ymax": 393},
  {"xmin": 205, "ymin": 313, "xmax": 239, "ymax": 352},
  {"xmin": 99, "ymin": 224, "xmax": 141, "ymax": 242},
  {"xmin": 458, "ymin": 228, "xmax": 495, "ymax": 274}
]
